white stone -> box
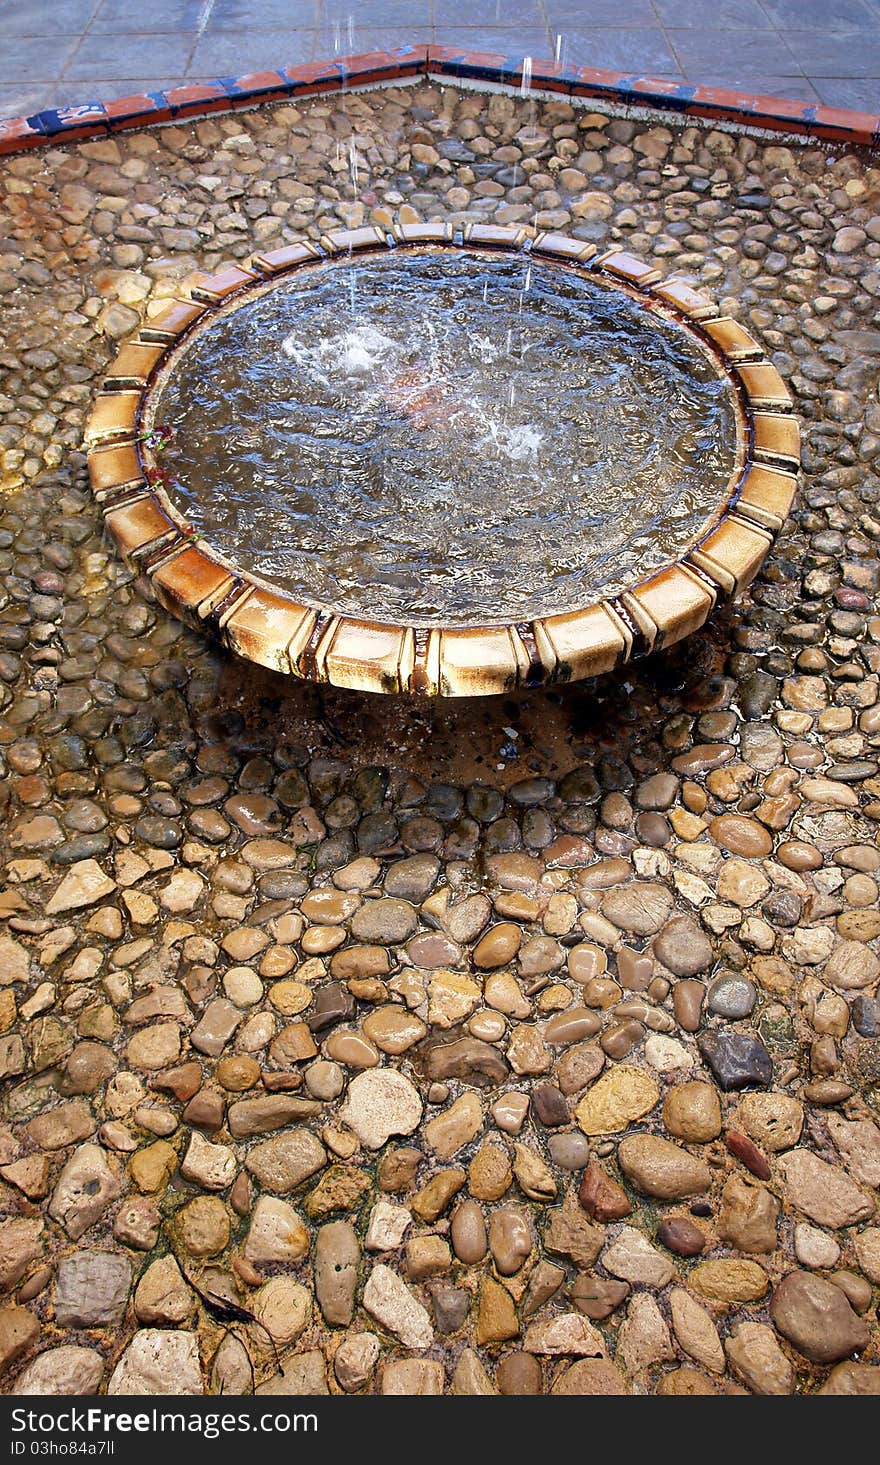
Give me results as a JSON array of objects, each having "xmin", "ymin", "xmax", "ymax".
[
  {"xmin": 107, "ymin": 1330, "xmax": 203, "ymax": 1395},
  {"xmin": 180, "ymin": 1131, "xmax": 237, "ymax": 1192},
  {"xmin": 45, "ymin": 860, "xmax": 116, "ymax": 915},
  {"xmin": 794, "ymin": 1223, "xmax": 840, "ymax": 1270},
  {"xmin": 340, "ymin": 1068, "xmax": 422, "ymax": 1150},
  {"xmin": 644, "ymin": 1034, "xmax": 693, "ymax": 1071},
  {"xmin": 601, "ymin": 1226, "xmax": 674, "ymax": 1287},
  {"xmin": 363, "ymin": 1263, "xmax": 433, "ymax": 1349},
  {"xmin": 12, "ymin": 1346, "xmax": 104, "ymax": 1396},
  {"xmin": 523, "ymin": 1312, "xmax": 607, "ymax": 1357},
  {"xmin": 365, "ymin": 1200, "xmax": 413, "ymax": 1251}
]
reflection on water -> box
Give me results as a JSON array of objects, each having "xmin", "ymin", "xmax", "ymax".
[{"xmin": 152, "ymin": 252, "xmax": 737, "ymax": 625}]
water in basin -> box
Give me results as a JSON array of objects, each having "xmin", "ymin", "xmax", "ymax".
[{"xmin": 150, "ymin": 250, "xmax": 738, "ymax": 626}]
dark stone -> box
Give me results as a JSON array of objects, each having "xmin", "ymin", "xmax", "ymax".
[
  {"xmin": 658, "ymin": 1216, "xmax": 706, "ymax": 1256},
  {"xmin": 570, "ymin": 1274, "xmax": 629, "ymax": 1319},
  {"xmin": 418, "ymin": 1036, "xmax": 509, "ymax": 1088},
  {"xmin": 306, "ymin": 982, "xmax": 355, "ymax": 1034},
  {"xmin": 432, "ymin": 1286, "xmax": 470, "ymax": 1334},
  {"xmin": 530, "ymin": 1084, "xmax": 569, "ymax": 1128},
  {"xmin": 698, "ymin": 1029, "xmax": 772, "ymax": 1090},
  {"xmin": 852, "ymin": 995, "xmax": 880, "ymax": 1038}
]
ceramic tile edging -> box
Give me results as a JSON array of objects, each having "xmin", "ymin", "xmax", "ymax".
[
  {"xmin": 2, "ymin": 44, "xmax": 879, "ymax": 157},
  {"xmin": 85, "ymin": 226, "xmax": 800, "ymax": 698}
]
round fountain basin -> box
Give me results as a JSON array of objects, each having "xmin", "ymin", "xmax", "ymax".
[{"xmin": 86, "ymin": 225, "xmax": 799, "ymax": 695}]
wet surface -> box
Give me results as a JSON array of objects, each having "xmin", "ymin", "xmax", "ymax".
[{"xmin": 151, "ymin": 251, "xmax": 738, "ymax": 625}]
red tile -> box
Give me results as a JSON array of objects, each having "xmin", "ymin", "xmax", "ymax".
[
  {"xmin": 812, "ymin": 105, "xmax": 878, "ymax": 145},
  {"xmin": 282, "ymin": 60, "xmax": 345, "ymax": 95},
  {"xmin": 0, "ymin": 116, "xmax": 46, "ymax": 155},
  {"xmin": 104, "ymin": 93, "xmax": 172, "ymax": 128},
  {"xmin": 164, "ymin": 81, "xmax": 230, "ymax": 116}
]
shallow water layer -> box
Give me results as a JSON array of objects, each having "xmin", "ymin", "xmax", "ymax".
[{"xmin": 152, "ymin": 251, "xmax": 738, "ymax": 625}]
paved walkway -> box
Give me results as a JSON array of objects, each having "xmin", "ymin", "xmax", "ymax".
[{"xmin": 1, "ymin": 0, "xmax": 879, "ymax": 121}]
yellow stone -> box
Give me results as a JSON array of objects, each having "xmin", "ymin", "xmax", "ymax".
[
  {"xmin": 689, "ymin": 1260, "xmax": 769, "ymax": 1304},
  {"xmin": 268, "ymin": 980, "xmax": 311, "ymax": 1016},
  {"xmin": 428, "ymin": 970, "xmax": 482, "ymax": 1028},
  {"xmin": 129, "ymin": 1139, "xmax": 177, "ymax": 1193},
  {"xmin": 574, "ymin": 1065, "xmax": 660, "ymax": 1135}
]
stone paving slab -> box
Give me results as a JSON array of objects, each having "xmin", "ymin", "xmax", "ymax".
[{"xmin": 1, "ymin": 0, "xmax": 880, "ymax": 120}]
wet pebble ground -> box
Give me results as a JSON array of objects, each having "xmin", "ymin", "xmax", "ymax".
[{"xmin": 1, "ymin": 82, "xmax": 880, "ymax": 1397}]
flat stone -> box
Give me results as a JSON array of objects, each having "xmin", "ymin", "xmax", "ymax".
[
  {"xmin": 11, "ymin": 1345, "xmax": 105, "ymax": 1396},
  {"xmin": 314, "ymin": 1220, "xmax": 359, "ymax": 1324},
  {"xmin": 134, "ymin": 1255, "xmax": 194, "ymax": 1325},
  {"xmin": 602, "ymin": 883, "xmax": 673, "ymax": 935},
  {"xmin": 54, "ymin": 1250, "xmax": 130, "ymax": 1327},
  {"xmin": 574, "ymin": 1065, "xmax": 659, "ymax": 1134},
  {"xmin": 818, "ymin": 1363, "xmax": 880, "ymax": 1396},
  {"xmin": 107, "ymin": 1330, "xmax": 202, "ymax": 1395},
  {"xmin": 602, "ymin": 1226, "xmax": 674, "ymax": 1287},
  {"xmin": 48, "ymin": 1144, "xmax": 123, "ymax": 1240},
  {"xmin": 709, "ymin": 815, "xmax": 772, "ymax": 858},
  {"xmin": 334, "ymin": 1333, "xmax": 380, "ymax": 1392},
  {"xmin": 823, "ymin": 940, "xmax": 880, "ymax": 991},
  {"xmin": 659, "ymin": 1215, "xmax": 706, "ymax": 1257},
  {"xmin": 617, "ymin": 1134, "xmax": 711, "ymax": 1200},
  {"xmin": 725, "ymin": 1320, "xmax": 794, "ymax": 1395},
  {"xmin": 0, "ymin": 1306, "xmax": 40, "ymax": 1378},
  {"xmin": 0, "ymin": 1218, "xmax": 44, "ymax": 1290},
  {"xmin": 707, "ymin": 975, "xmax": 757, "ymax": 1019},
  {"xmin": 736, "ymin": 1091, "xmax": 803, "ymax": 1151},
  {"xmin": 340, "ymin": 1068, "xmax": 423, "ymax": 1149},
  {"xmin": 689, "ymin": 1259, "xmax": 768, "ymax": 1303},
  {"xmin": 718, "ymin": 1174, "xmax": 779, "ymax": 1253},
  {"xmin": 255, "ymin": 1351, "xmax": 328, "ymax": 1396},
  {"xmin": 698, "ymin": 1029, "xmax": 772, "ymax": 1090},
  {"xmin": 476, "ymin": 1276, "xmax": 520, "ymax": 1344},
  {"xmin": 419, "ymin": 1036, "xmax": 509, "ymax": 1087},
  {"xmin": 363, "ymin": 1263, "xmax": 433, "ymax": 1349},
  {"xmin": 243, "ymin": 1196, "xmax": 309, "ymax": 1264},
  {"xmin": 770, "ymin": 1271, "xmax": 869, "ymax": 1364},
  {"xmin": 618, "ymin": 1293, "xmax": 675, "ymax": 1376},
  {"xmin": 653, "ymin": 915, "xmax": 713, "ymax": 976},
  {"xmin": 778, "ymin": 1149, "xmax": 874, "ymax": 1228},
  {"xmin": 662, "ymin": 1081, "xmax": 721, "ymax": 1142},
  {"xmin": 489, "ymin": 1207, "xmax": 533, "ymax": 1275},
  {"xmin": 350, "ymin": 898, "xmax": 417, "ymax": 943},
  {"xmin": 524, "ymin": 1312, "xmax": 606, "ymax": 1357},
  {"xmin": 826, "ymin": 1113, "xmax": 880, "ymax": 1188},
  {"xmin": 180, "ymin": 1131, "xmax": 237, "ymax": 1191},
  {"xmin": 45, "ymin": 859, "xmax": 116, "ymax": 915},
  {"xmin": 245, "ymin": 1128, "xmax": 327, "ymax": 1193}
]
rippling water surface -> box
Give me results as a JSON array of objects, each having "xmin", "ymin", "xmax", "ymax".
[{"xmin": 152, "ymin": 251, "xmax": 737, "ymax": 624}]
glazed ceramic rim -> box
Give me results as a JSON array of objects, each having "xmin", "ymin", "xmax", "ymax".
[{"xmin": 85, "ymin": 223, "xmax": 800, "ymax": 696}]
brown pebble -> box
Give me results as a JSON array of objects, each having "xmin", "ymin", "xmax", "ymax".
[
  {"xmin": 496, "ymin": 1352, "xmax": 543, "ymax": 1395},
  {"xmin": 579, "ymin": 1162, "xmax": 631, "ymax": 1221},
  {"xmin": 725, "ymin": 1129, "xmax": 771, "ymax": 1180},
  {"xmin": 231, "ymin": 1255, "xmax": 263, "ymax": 1286},
  {"xmin": 658, "ymin": 1216, "xmax": 706, "ymax": 1257},
  {"xmin": 673, "ymin": 979, "xmax": 704, "ymax": 1032},
  {"xmin": 531, "ymin": 1084, "xmax": 570, "ymax": 1127},
  {"xmin": 230, "ymin": 1172, "xmax": 251, "ymax": 1217},
  {"xmin": 17, "ymin": 1265, "xmax": 52, "ymax": 1302},
  {"xmin": 600, "ymin": 1018, "xmax": 644, "ymax": 1059}
]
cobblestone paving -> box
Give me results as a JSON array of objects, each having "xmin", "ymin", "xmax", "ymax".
[{"xmin": 0, "ymin": 83, "xmax": 879, "ymax": 1396}]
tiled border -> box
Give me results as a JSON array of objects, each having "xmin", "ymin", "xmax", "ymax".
[
  {"xmin": 85, "ymin": 226, "xmax": 799, "ymax": 697},
  {"xmin": 1, "ymin": 45, "xmax": 878, "ymax": 157}
]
